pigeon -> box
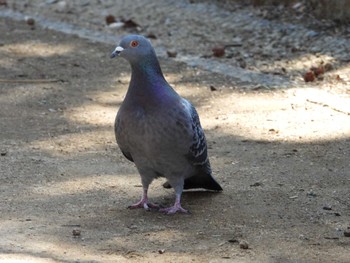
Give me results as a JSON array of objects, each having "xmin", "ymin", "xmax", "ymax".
[{"xmin": 111, "ymin": 35, "xmax": 222, "ymax": 214}]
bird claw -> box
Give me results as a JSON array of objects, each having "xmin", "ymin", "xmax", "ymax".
[
  {"xmin": 159, "ymin": 205, "xmax": 190, "ymax": 215},
  {"xmin": 128, "ymin": 201, "xmax": 159, "ymax": 211}
]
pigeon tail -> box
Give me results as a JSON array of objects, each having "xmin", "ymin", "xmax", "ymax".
[{"xmin": 183, "ymin": 173, "xmax": 223, "ymax": 191}]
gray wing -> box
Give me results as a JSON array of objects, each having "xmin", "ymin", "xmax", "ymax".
[
  {"xmin": 188, "ymin": 105, "xmax": 209, "ymax": 166},
  {"xmin": 115, "ymin": 113, "xmax": 134, "ymax": 162},
  {"xmin": 184, "ymin": 103, "xmax": 223, "ymax": 191}
]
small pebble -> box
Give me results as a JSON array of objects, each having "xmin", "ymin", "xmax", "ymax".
[
  {"xmin": 239, "ymin": 240, "xmax": 249, "ymax": 249},
  {"xmin": 166, "ymin": 50, "xmax": 177, "ymax": 58},
  {"xmin": 239, "ymin": 60, "xmax": 247, "ymax": 68},
  {"xmin": 25, "ymin": 17, "xmax": 35, "ymax": 26},
  {"xmin": 323, "ymin": 205, "xmax": 332, "ymax": 211},
  {"xmin": 306, "ymin": 190, "xmax": 317, "ymax": 197},
  {"xmin": 250, "ymin": 182, "xmax": 262, "ymax": 187},
  {"xmin": 56, "ymin": 1, "xmax": 68, "ymax": 12},
  {"xmin": 228, "ymin": 238, "xmax": 238, "ymax": 243},
  {"xmin": 72, "ymin": 229, "xmax": 81, "ymax": 237},
  {"xmin": 324, "ymin": 63, "xmax": 333, "ymax": 72},
  {"xmin": 108, "ymin": 22, "xmax": 124, "ymax": 29},
  {"xmin": 344, "ymin": 228, "xmax": 350, "ymax": 237},
  {"xmin": 127, "ymin": 224, "xmax": 138, "ymax": 229},
  {"xmin": 158, "ymin": 249, "xmax": 165, "ymax": 254}
]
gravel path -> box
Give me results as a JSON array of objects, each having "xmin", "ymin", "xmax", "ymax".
[{"xmin": 1, "ymin": 1, "xmax": 350, "ymax": 262}]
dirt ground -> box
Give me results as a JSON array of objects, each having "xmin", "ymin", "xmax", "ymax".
[{"xmin": 1, "ymin": 1, "xmax": 350, "ymax": 263}]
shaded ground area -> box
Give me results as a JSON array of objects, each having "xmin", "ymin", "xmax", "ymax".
[{"xmin": 1, "ymin": 1, "xmax": 350, "ymax": 263}]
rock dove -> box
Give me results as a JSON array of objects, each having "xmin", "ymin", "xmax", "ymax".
[{"xmin": 111, "ymin": 35, "xmax": 222, "ymax": 214}]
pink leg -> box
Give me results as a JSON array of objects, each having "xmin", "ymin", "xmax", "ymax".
[
  {"xmin": 128, "ymin": 188, "xmax": 159, "ymax": 211},
  {"xmin": 159, "ymin": 193, "xmax": 189, "ymax": 214}
]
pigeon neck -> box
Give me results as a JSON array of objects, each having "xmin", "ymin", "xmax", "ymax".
[
  {"xmin": 132, "ymin": 57, "xmax": 165, "ymax": 80},
  {"xmin": 129, "ymin": 56, "xmax": 169, "ymax": 92}
]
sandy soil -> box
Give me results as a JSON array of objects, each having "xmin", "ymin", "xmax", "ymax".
[{"xmin": 1, "ymin": 1, "xmax": 350, "ymax": 263}]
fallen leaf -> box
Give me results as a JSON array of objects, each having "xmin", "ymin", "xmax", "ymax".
[
  {"xmin": 310, "ymin": 65, "xmax": 324, "ymax": 77},
  {"xmin": 105, "ymin": 15, "xmax": 116, "ymax": 25},
  {"xmin": 303, "ymin": 71, "xmax": 315, "ymax": 82},
  {"xmin": 212, "ymin": 46, "xmax": 225, "ymax": 57},
  {"xmin": 122, "ymin": 18, "xmax": 140, "ymax": 28}
]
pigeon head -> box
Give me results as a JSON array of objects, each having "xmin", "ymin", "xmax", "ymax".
[
  {"xmin": 111, "ymin": 34, "xmax": 165, "ymax": 80},
  {"xmin": 111, "ymin": 35, "xmax": 155, "ymax": 64}
]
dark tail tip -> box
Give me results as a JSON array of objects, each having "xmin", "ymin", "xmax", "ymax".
[
  {"xmin": 163, "ymin": 175, "xmax": 223, "ymax": 191},
  {"xmin": 184, "ymin": 174, "xmax": 223, "ymax": 191}
]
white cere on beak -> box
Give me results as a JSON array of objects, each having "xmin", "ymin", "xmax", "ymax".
[
  {"xmin": 111, "ymin": 46, "xmax": 124, "ymax": 58},
  {"xmin": 114, "ymin": 46, "xmax": 124, "ymax": 53}
]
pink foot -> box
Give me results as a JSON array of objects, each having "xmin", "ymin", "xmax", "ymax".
[
  {"xmin": 159, "ymin": 204, "xmax": 189, "ymax": 214},
  {"xmin": 128, "ymin": 199, "xmax": 159, "ymax": 211},
  {"xmin": 128, "ymin": 188, "xmax": 159, "ymax": 211},
  {"xmin": 159, "ymin": 192, "xmax": 189, "ymax": 214}
]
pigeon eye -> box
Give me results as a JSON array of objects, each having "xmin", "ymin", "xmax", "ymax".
[{"xmin": 130, "ymin": 40, "xmax": 139, "ymax": 47}]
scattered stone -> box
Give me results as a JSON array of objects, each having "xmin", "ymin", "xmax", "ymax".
[
  {"xmin": 25, "ymin": 17, "xmax": 35, "ymax": 26},
  {"xmin": 228, "ymin": 238, "xmax": 238, "ymax": 243},
  {"xmin": 306, "ymin": 30, "xmax": 319, "ymax": 38},
  {"xmin": 307, "ymin": 190, "xmax": 317, "ymax": 197},
  {"xmin": 72, "ymin": 229, "xmax": 81, "ymax": 237},
  {"xmin": 239, "ymin": 240, "xmax": 249, "ymax": 249},
  {"xmin": 299, "ymin": 234, "xmax": 309, "ymax": 240},
  {"xmin": 239, "ymin": 59, "xmax": 247, "ymax": 68},
  {"xmin": 0, "ymin": 0, "xmax": 7, "ymax": 6},
  {"xmin": 56, "ymin": 1, "xmax": 68, "ymax": 13},
  {"xmin": 324, "ymin": 63, "xmax": 333, "ymax": 72},
  {"xmin": 324, "ymin": 236, "xmax": 339, "ymax": 240},
  {"xmin": 250, "ymin": 182, "xmax": 262, "ymax": 187},
  {"xmin": 158, "ymin": 249, "xmax": 165, "ymax": 254},
  {"xmin": 323, "ymin": 205, "xmax": 332, "ymax": 211},
  {"xmin": 335, "ymin": 75, "xmax": 343, "ymax": 81},
  {"xmin": 166, "ymin": 50, "xmax": 177, "ymax": 58},
  {"xmin": 108, "ymin": 22, "xmax": 124, "ymax": 29},
  {"xmin": 268, "ymin": 128, "xmax": 278, "ymax": 134},
  {"xmin": 1, "ymin": 151, "xmax": 7, "ymax": 156},
  {"xmin": 209, "ymin": 85, "xmax": 217, "ymax": 91}
]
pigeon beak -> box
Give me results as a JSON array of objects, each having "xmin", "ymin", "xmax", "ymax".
[{"xmin": 111, "ymin": 46, "xmax": 124, "ymax": 58}]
